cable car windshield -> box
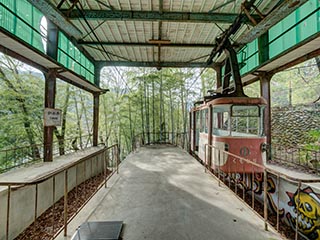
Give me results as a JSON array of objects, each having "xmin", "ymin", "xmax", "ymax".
[
  {"xmin": 231, "ymin": 105, "xmax": 264, "ymax": 137},
  {"xmin": 212, "ymin": 105, "xmax": 265, "ymax": 137}
]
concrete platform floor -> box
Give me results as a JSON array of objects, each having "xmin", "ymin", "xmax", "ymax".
[{"xmin": 57, "ymin": 145, "xmax": 282, "ymax": 240}]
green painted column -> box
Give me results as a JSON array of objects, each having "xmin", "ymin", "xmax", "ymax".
[
  {"xmin": 93, "ymin": 93, "xmax": 100, "ymax": 146},
  {"xmin": 258, "ymin": 33, "xmax": 269, "ymax": 65},
  {"xmin": 94, "ymin": 62, "xmax": 104, "ymax": 87}
]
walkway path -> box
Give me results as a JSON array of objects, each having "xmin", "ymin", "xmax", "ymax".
[{"xmin": 57, "ymin": 145, "xmax": 282, "ymax": 240}]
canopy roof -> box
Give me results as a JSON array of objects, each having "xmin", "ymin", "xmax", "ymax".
[
  {"xmin": 37, "ymin": 0, "xmax": 301, "ymax": 69},
  {"xmin": 0, "ymin": 0, "xmax": 316, "ymax": 91}
]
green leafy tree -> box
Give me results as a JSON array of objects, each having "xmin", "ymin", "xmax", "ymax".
[{"xmin": 0, "ymin": 54, "xmax": 43, "ymax": 169}]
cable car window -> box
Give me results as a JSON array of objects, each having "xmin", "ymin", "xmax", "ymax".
[
  {"xmin": 190, "ymin": 112, "xmax": 194, "ymax": 129},
  {"xmin": 199, "ymin": 110, "xmax": 202, "ymax": 132},
  {"xmin": 212, "ymin": 106, "xmax": 230, "ymax": 136},
  {"xmin": 196, "ymin": 111, "xmax": 201, "ymax": 131},
  {"xmin": 195, "ymin": 111, "xmax": 201, "ymax": 147},
  {"xmin": 199, "ymin": 109, "xmax": 208, "ymax": 133},
  {"xmin": 231, "ymin": 105, "xmax": 261, "ymax": 136},
  {"xmin": 204, "ymin": 109, "xmax": 209, "ymax": 133},
  {"xmin": 260, "ymin": 107, "xmax": 265, "ymax": 136}
]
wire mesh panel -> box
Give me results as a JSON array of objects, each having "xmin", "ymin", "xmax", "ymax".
[
  {"xmin": 0, "ymin": 0, "xmax": 45, "ymax": 52},
  {"xmin": 237, "ymin": 39, "xmax": 259, "ymax": 76},
  {"xmin": 57, "ymin": 32, "xmax": 95, "ymax": 83},
  {"xmin": 269, "ymin": 0, "xmax": 320, "ymax": 59}
]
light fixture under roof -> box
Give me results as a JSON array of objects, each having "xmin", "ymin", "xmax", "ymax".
[{"xmin": 148, "ymin": 39, "xmax": 171, "ymax": 44}]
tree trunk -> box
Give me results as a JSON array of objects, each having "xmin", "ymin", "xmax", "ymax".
[
  {"xmin": 79, "ymin": 90, "xmax": 92, "ymax": 147},
  {"xmin": 315, "ymin": 57, "xmax": 320, "ymax": 73},
  {"xmin": 169, "ymin": 89, "xmax": 175, "ymax": 142},
  {"xmin": 152, "ymin": 77, "xmax": 155, "ymax": 142},
  {"xmin": 144, "ymin": 77, "xmax": 150, "ymax": 143},
  {"xmin": 159, "ymin": 72, "xmax": 163, "ymax": 141},
  {"xmin": 73, "ymin": 90, "xmax": 83, "ymax": 149},
  {"xmin": 140, "ymin": 86, "xmax": 145, "ymax": 144},
  {"xmin": 54, "ymin": 84, "xmax": 70, "ymax": 155}
]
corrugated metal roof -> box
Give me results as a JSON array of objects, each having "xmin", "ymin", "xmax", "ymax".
[{"xmin": 45, "ymin": 0, "xmax": 307, "ymax": 69}]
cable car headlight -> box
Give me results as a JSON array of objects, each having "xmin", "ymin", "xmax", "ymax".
[
  {"xmin": 224, "ymin": 144, "xmax": 229, "ymax": 152},
  {"xmin": 261, "ymin": 143, "xmax": 268, "ymax": 152}
]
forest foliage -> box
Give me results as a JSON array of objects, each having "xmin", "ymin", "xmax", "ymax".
[{"xmin": 0, "ymin": 52, "xmax": 319, "ymax": 171}]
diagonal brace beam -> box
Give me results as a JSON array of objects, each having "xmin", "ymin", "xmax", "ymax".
[
  {"xmin": 237, "ymin": 0, "xmax": 308, "ymax": 44},
  {"xmin": 26, "ymin": 0, "xmax": 83, "ymax": 39}
]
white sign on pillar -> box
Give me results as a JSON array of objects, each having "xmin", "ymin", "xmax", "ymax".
[{"xmin": 44, "ymin": 108, "xmax": 62, "ymax": 126}]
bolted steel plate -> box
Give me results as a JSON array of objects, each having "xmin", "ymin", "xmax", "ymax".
[{"xmin": 71, "ymin": 221, "xmax": 123, "ymax": 240}]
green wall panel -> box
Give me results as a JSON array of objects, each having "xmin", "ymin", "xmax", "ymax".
[
  {"xmin": 237, "ymin": 39, "xmax": 259, "ymax": 75},
  {"xmin": 58, "ymin": 32, "xmax": 95, "ymax": 83},
  {"xmin": 238, "ymin": 0, "xmax": 319, "ymax": 77},
  {"xmin": 269, "ymin": 0, "xmax": 320, "ymax": 59},
  {"xmin": 0, "ymin": 0, "xmax": 45, "ymax": 53}
]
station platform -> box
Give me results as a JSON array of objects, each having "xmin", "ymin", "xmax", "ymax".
[{"xmin": 56, "ymin": 145, "xmax": 282, "ymax": 240}]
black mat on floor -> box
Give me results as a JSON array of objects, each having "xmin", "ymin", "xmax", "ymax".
[{"xmin": 71, "ymin": 221, "xmax": 123, "ymax": 240}]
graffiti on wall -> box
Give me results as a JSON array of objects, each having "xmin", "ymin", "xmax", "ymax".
[
  {"xmin": 286, "ymin": 187, "xmax": 320, "ymax": 240},
  {"xmin": 233, "ymin": 173, "xmax": 320, "ymax": 240},
  {"xmin": 251, "ymin": 173, "xmax": 285, "ymax": 218}
]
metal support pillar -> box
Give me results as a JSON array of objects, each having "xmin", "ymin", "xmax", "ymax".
[
  {"xmin": 47, "ymin": 20, "xmax": 59, "ymax": 60},
  {"xmin": 43, "ymin": 19, "xmax": 59, "ymax": 162},
  {"xmin": 258, "ymin": 33, "xmax": 269, "ymax": 65},
  {"xmin": 44, "ymin": 69, "xmax": 57, "ymax": 162},
  {"xmin": 213, "ymin": 64, "xmax": 222, "ymax": 89},
  {"xmin": 93, "ymin": 93, "xmax": 100, "ymax": 146},
  {"xmin": 222, "ymin": 59, "xmax": 231, "ymax": 94},
  {"xmin": 260, "ymin": 72, "xmax": 272, "ymax": 160},
  {"xmin": 94, "ymin": 62, "xmax": 103, "ymax": 87}
]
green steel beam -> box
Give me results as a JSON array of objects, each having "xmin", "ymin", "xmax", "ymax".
[
  {"xmin": 237, "ymin": 0, "xmax": 308, "ymax": 44},
  {"xmin": 98, "ymin": 61, "xmax": 218, "ymax": 68},
  {"xmin": 78, "ymin": 41, "xmax": 215, "ymax": 48},
  {"xmin": 62, "ymin": 10, "xmax": 259, "ymax": 24}
]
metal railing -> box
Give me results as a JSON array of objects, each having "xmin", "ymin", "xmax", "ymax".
[
  {"xmin": 0, "ymin": 144, "xmax": 119, "ymax": 240},
  {"xmin": 271, "ymin": 144, "xmax": 320, "ymax": 174},
  {"xmin": 0, "ymin": 135, "xmax": 93, "ymax": 173},
  {"xmin": 132, "ymin": 132, "xmax": 189, "ymax": 151},
  {"xmin": 204, "ymin": 144, "xmax": 320, "ymax": 240}
]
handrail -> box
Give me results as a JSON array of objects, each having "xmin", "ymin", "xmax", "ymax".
[
  {"xmin": 204, "ymin": 143, "xmax": 320, "ymax": 240},
  {"xmin": 0, "ymin": 134, "xmax": 94, "ymax": 173},
  {"xmin": 266, "ymin": 167, "xmax": 320, "ymax": 184},
  {"xmin": 1, "ymin": 144, "xmax": 120, "ymax": 240},
  {"xmin": 132, "ymin": 131, "xmax": 189, "ymax": 150},
  {"xmin": 0, "ymin": 134, "xmax": 93, "ymax": 152},
  {"xmin": 205, "ymin": 143, "xmax": 320, "ymax": 183},
  {"xmin": 271, "ymin": 143, "xmax": 320, "ymax": 173},
  {"xmin": 0, "ymin": 145, "xmax": 118, "ymax": 186}
]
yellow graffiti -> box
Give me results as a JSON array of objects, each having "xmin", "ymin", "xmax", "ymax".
[{"xmin": 294, "ymin": 191, "xmax": 320, "ymax": 236}]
